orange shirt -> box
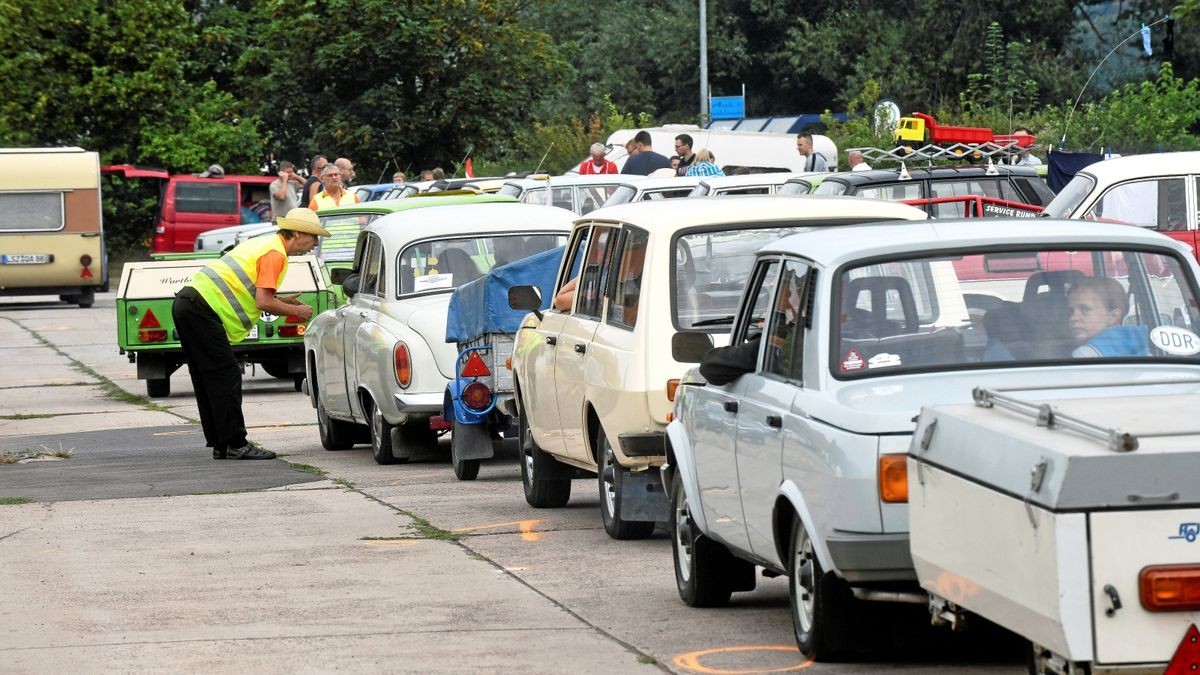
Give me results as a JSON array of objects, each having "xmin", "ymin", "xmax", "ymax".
[{"xmin": 256, "ymin": 249, "xmax": 286, "ymax": 291}]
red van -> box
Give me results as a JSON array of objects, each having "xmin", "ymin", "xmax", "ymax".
[{"xmin": 152, "ymin": 173, "xmax": 275, "ymax": 253}]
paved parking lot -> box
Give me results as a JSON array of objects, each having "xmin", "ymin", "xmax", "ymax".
[{"xmin": 0, "ymin": 293, "xmax": 1024, "ymax": 673}]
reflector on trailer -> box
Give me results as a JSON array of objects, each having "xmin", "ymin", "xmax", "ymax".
[{"xmin": 461, "ymin": 351, "xmax": 491, "ymax": 378}]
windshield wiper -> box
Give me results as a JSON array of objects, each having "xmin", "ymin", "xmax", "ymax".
[{"xmin": 690, "ymin": 316, "xmax": 735, "ymax": 327}]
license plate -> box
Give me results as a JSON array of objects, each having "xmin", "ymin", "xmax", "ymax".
[
  {"xmin": 1, "ymin": 254, "xmax": 51, "ymax": 264},
  {"xmin": 247, "ymin": 326, "xmax": 259, "ymax": 340}
]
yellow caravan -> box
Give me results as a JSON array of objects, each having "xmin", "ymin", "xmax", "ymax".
[{"xmin": 0, "ymin": 148, "xmax": 106, "ymax": 307}]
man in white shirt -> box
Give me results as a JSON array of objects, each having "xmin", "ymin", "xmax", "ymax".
[
  {"xmin": 848, "ymin": 150, "xmax": 872, "ymax": 172},
  {"xmin": 269, "ymin": 161, "xmax": 303, "ymax": 220},
  {"xmin": 796, "ymin": 132, "xmax": 828, "ymax": 172}
]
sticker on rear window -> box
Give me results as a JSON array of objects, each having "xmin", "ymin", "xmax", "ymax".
[
  {"xmin": 413, "ymin": 273, "xmax": 453, "ymax": 292},
  {"xmin": 1150, "ymin": 326, "xmax": 1200, "ymax": 355},
  {"xmin": 840, "ymin": 349, "xmax": 865, "ymax": 372},
  {"xmin": 868, "ymin": 352, "xmax": 902, "ymax": 369}
]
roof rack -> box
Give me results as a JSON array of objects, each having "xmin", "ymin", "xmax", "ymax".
[{"xmin": 851, "ymin": 141, "xmax": 1037, "ymax": 164}]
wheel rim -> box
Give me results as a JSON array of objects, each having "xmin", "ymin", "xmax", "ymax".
[
  {"xmin": 674, "ymin": 490, "xmax": 694, "ymax": 583},
  {"xmin": 371, "ymin": 404, "xmax": 383, "ymax": 451},
  {"xmin": 793, "ymin": 525, "xmax": 816, "ymax": 633},
  {"xmin": 601, "ymin": 441, "xmax": 616, "ymax": 517},
  {"xmin": 521, "ymin": 420, "xmax": 534, "ymax": 487}
]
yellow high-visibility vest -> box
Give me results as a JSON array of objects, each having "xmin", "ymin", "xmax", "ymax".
[{"xmin": 189, "ymin": 234, "xmax": 288, "ymax": 343}]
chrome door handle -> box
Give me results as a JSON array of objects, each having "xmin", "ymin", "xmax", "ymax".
[
  {"xmin": 573, "ymin": 344, "xmax": 586, "ymax": 354},
  {"xmin": 546, "ymin": 336, "xmax": 557, "ymax": 346}
]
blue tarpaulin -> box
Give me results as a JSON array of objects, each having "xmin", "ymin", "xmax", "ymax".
[{"xmin": 445, "ymin": 246, "xmax": 564, "ymax": 344}]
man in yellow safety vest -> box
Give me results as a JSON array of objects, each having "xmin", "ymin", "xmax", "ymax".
[
  {"xmin": 308, "ymin": 162, "xmax": 359, "ymax": 211},
  {"xmin": 172, "ymin": 207, "xmax": 331, "ymax": 460}
]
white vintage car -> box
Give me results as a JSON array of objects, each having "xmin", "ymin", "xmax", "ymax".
[
  {"xmin": 509, "ymin": 197, "xmax": 927, "ymax": 540},
  {"xmin": 304, "ymin": 202, "xmax": 572, "ymax": 464},
  {"xmin": 497, "ymin": 174, "xmax": 639, "ymax": 215},
  {"xmin": 664, "ymin": 217, "xmax": 1200, "ymax": 661},
  {"xmin": 687, "ymin": 172, "xmax": 816, "ymax": 198}
]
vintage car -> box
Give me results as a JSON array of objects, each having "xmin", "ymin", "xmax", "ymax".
[
  {"xmin": 1041, "ymin": 151, "xmax": 1200, "ymax": 259},
  {"xmin": 497, "ymin": 174, "xmax": 637, "ymax": 215},
  {"xmin": 303, "ymin": 202, "xmax": 572, "ymax": 464},
  {"xmin": 509, "ymin": 197, "xmax": 927, "ymax": 540},
  {"xmin": 600, "ymin": 175, "xmax": 701, "ymax": 208},
  {"xmin": 663, "ymin": 217, "xmax": 1200, "ymax": 660},
  {"xmin": 687, "ymin": 172, "xmax": 815, "ymax": 198}
]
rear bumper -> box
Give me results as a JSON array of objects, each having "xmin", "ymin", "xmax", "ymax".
[
  {"xmin": 618, "ymin": 431, "xmax": 665, "ymax": 458},
  {"xmin": 826, "ymin": 531, "xmax": 915, "ymax": 583},
  {"xmin": 394, "ymin": 392, "xmax": 442, "ymax": 413}
]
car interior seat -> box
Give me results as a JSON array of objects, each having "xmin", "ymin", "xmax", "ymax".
[
  {"xmin": 1020, "ymin": 270, "xmax": 1084, "ymax": 358},
  {"xmin": 492, "ymin": 237, "xmax": 527, "ymax": 268},
  {"xmin": 842, "ymin": 276, "xmax": 920, "ymax": 338},
  {"xmin": 438, "ymin": 247, "xmax": 483, "ymax": 285}
]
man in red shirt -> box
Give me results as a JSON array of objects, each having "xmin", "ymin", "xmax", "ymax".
[{"xmin": 578, "ymin": 143, "xmax": 618, "ymax": 174}]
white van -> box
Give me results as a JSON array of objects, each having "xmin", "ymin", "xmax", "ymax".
[{"xmin": 593, "ymin": 125, "xmax": 837, "ymax": 174}]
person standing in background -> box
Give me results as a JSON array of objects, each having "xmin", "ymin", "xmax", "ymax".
[
  {"xmin": 673, "ymin": 134, "xmax": 696, "ymax": 176},
  {"xmin": 847, "ymin": 150, "xmax": 872, "ymax": 172},
  {"xmin": 308, "ymin": 163, "xmax": 360, "ymax": 211},
  {"xmin": 334, "ymin": 157, "xmax": 356, "ymax": 186},
  {"xmin": 578, "ymin": 143, "xmax": 618, "ymax": 174},
  {"xmin": 621, "ymin": 130, "xmax": 671, "ymax": 175},
  {"xmin": 796, "ymin": 132, "xmax": 828, "ymax": 172},
  {"xmin": 269, "ymin": 160, "xmax": 303, "ymax": 219},
  {"xmin": 301, "ymin": 155, "xmax": 328, "ymax": 209}
]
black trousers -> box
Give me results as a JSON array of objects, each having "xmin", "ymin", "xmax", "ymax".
[{"xmin": 172, "ymin": 288, "xmax": 247, "ymax": 452}]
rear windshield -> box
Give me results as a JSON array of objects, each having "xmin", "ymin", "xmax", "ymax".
[
  {"xmin": 675, "ymin": 226, "xmax": 804, "ymax": 331},
  {"xmin": 396, "ymin": 233, "xmax": 566, "ymax": 295},
  {"xmin": 176, "ymin": 182, "xmax": 237, "ymax": 214},
  {"xmin": 833, "ymin": 247, "xmax": 1200, "ymax": 378}
]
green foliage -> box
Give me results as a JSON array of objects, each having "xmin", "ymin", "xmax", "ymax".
[
  {"xmin": 137, "ymin": 81, "xmax": 263, "ymax": 174},
  {"xmin": 820, "ymin": 80, "xmax": 889, "ymax": 165}
]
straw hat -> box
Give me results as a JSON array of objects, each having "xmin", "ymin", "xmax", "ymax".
[{"xmin": 275, "ymin": 207, "xmax": 331, "ymax": 237}]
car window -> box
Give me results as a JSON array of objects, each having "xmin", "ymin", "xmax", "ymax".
[
  {"xmin": 856, "ymin": 182, "xmax": 923, "ymax": 201},
  {"xmin": 813, "ymin": 180, "xmax": 847, "ymax": 196},
  {"xmin": 606, "ymin": 228, "xmax": 649, "ymax": 329},
  {"xmin": 578, "ymin": 186, "xmax": 614, "ymax": 215},
  {"xmin": 643, "ymin": 188, "xmax": 693, "ymax": 201},
  {"xmin": 318, "ymin": 213, "xmax": 376, "ymax": 262},
  {"xmin": 398, "ymin": 234, "xmax": 565, "ymax": 296},
  {"xmin": 763, "ymin": 260, "xmax": 810, "ymax": 380},
  {"xmin": 498, "ymin": 184, "xmax": 522, "ymax": 198},
  {"xmin": 0, "ymin": 192, "xmax": 63, "ymax": 231},
  {"xmin": 732, "ymin": 259, "xmax": 781, "ymax": 355},
  {"xmin": 1042, "ymin": 174, "xmax": 1096, "ymax": 219},
  {"xmin": 675, "ymin": 226, "xmax": 804, "ymax": 331},
  {"xmin": 603, "ymin": 185, "xmax": 637, "ymax": 207},
  {"xmin": 929, "ymin": 178, "xmax": 1020, "ymax": 218},
  {"xmin": 522, "ymin": 187, "xmax": 547, "ymax": 205},
  {"xmin": 719, "ymin": 186, "xmax": 771, "ymax": 196},
  {"xmin": 1085, "ymin": 178, "xmax": 1189, "ymax": 231},
  {"xmin": 688, "ymin": 184, "xmax": 712, "ymax": 198},
  {"xmin": 551, "ymin": 186, "xmax": 574, "ymax": 211},
  {"xmin": 778, "ymin": 181, "xmax": 811, "ymax": 196},
  {"xmin": 560, "ymin": 227, "xmax": 590, "ymax": 302},
  {"xmin": 834, "ymin": 247, "xmax": 1200, "ymax": 378},
  {"xmin": 575, "ymin": 226, "xmax": 618, "ymax": 319},
  {"xmin": 176, "ymin": 182, "xmax": 237, "ymax": 214},
  {"xmin": 360, "ymin": 235, "xmax": 382, "ymax": 296}
]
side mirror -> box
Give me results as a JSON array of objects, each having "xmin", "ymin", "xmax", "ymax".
[
  {"xmin": 330, "ymin": 267, "xmax": 353, "ymax": 286},
  {"xmin": 672, "ymin": 332, "xmax": 715, "ymax": 363},
  {"xmin": 509, "ymin": 285, "xmax": 543, "ymax": 320},
  {"xmin": 342, "ymin": 273, "xmax": 361, "ymax": 297}
]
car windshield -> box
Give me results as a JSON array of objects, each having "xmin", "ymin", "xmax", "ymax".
[
  {"xmin": 1041, "ymin": 174, "xmax": 1096, "ymax": 219},
  {"xmin": 777, "ymin": 180, "xmax": 811, "ymax": 196},
  {"xmin": 645, "ymin": 188, "xmax": 694, "ymax": 201},
  {"xmin": 396, "ymin": 233, "xmax": 566, "ymax": 295},
  {"xmin": 498, "ymin": 184, "xmax": 524, "ymax": 199},
  {"xmin": 813, "ymin": 180, "xmax": 847, "ymax": 196},
  {"xmin": 603, "ymin": 184, "xmax": 638, "ymax": 207},
  {"xmin": 319, "ymin": 212, "xmax": 385, "ymax": 262},
  {"xmin": 834, "ymin": 247, "xmax": 1200, "ymax": 378},
  {"xmin": 675, "ymin": 226, "xmax": 805, "ymax": 331}
]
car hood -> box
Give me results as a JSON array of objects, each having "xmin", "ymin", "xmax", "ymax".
[
  {"xmin": 386, "ymin": 294, "xmax": 457, "ymax": 379},
  {"xmin": 800, "ymin": 364, "xmax": 1200, "ymax": 436}
]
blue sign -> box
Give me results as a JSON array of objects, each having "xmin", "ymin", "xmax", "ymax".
[{"xmin": 710, "ymin": 96, "xmax": 745, "ymax": 121}]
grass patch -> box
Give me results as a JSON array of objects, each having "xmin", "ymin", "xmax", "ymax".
[
  {"xmin": 0, "ymin": 443, "xmax": 74, "ymax": 464},
  {"xmin": 468, "ymin": 552, "xmax": 490, "ymax": 562},
  {"xmin": 0, "ymin": 453, "xmax": 16, "ymax": 465},
  {"xmin": 0, "ymin": 413, "xmax": 57, "ymax": 420},
  {"xmin": 359, "ymin": 536, "xmax": 408, "ymax": 541},
  {"xmin": 637, "ymin": 656, "xmax": 657, "ymax": 665},
  {"xmin": 332, "ymin": 477, "xmax": 355, "ymax": 489},
  {"xmin": 0, "ymin": 497, "xmax": 33, "ymax": 505},
  {"xmin": 286, "ymin": 462, "xmax": 327, "ymax": 477},
  {"xmin": 402, "ymin": 512, "xmax": 462, "ymax": 541}
]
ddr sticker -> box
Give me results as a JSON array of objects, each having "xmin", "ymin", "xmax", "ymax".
[
  {"xmin": 868, "ymin": 352, "xmax": 902, "ymax": 368},
  {"xmin": 1150, "ymin": 326, "xmax": 1200, "ymax": 355},
  {"xmin": 841, "ymin": 349, "xmax": 865, "ymax": 372}
]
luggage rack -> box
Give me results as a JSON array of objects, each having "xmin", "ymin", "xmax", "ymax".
[
  {"xmin": 971, "ymin": 380, "xmax": 1200, "ymax": 452},
  {"xmin": 850, "ymin": 141, "xmax": 1034, "ymax": 165}
]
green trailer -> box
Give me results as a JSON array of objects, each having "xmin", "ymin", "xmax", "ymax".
[{"xmin": 116, "ymin": 254, "xmax": 332, "ymax": 397}]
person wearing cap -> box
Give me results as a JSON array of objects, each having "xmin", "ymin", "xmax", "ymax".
[
  {"xmin": 171, "ymin": 208, "xmax": 331, "ymax": 460},
  {"xmin": 198, "ymin": 164, "xmax": 225, "ymax": 178}
]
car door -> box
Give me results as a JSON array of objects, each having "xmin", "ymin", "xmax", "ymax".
[
  {"xmin": 521, "ymin": 227, "xmax": 590, "ymax": 456},
  {"xmin": 341, "ymin": 233, "xmax": 383, "ymax": 420},
  {"xmin": 693, "ymin": 258, "xmax": 780, "ymax": 552},
  {"xmin": 320, "ymin": 233, "xmax": 372, "ymax": 416},
  {"xmin": 735, "ymin": 259, "xmax": 811, "ymax": 562},
  {"xmin": 555, "ymin": 224, "xmax": 618, "ymax": 463},
  {"xmin": 1084, "ymin": 177, "xmax": 1194, "ymax": 255}
]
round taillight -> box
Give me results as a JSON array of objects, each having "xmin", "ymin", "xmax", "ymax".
[
  {"xmin": 462, "ymin": 381, "xmax": 492, "ymax": 410},
  {"xmin": 80, "ymin": 254, "xmax": 93, "ymax": 267},
  {"xmin": 394, "ymin": 342, "xmax": 411, "ymax": 388}
]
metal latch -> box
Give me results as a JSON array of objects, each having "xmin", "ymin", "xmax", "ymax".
[
  {"xmin": 1103, "ymin": 584, "xmax": 1122, "ymax": 617},
  {"xmin": 1024, "ymin": 458, "xmax": 1049, "ymax": 528}
]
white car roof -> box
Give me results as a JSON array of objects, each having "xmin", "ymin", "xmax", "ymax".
[
  {"xmin": 615, "ymin": 175, "xmax": 703, "ymax": 191},
  {"xmin": 503, "ymin": 174, "xmax": 648, "ymax": 189},
  {"xmin": 695, "ymin": 172, "xmax": 823, "ymax": 191},
  {"xmin": 760, "ymin": 218, "xmax": 1193, "ymax": 269},
  {"xmin": 366, "ymin": 202, "xmax": 574, "ymax": 244},
  {"xmin": 580, "ymin": 194, "xmax": 927, "ymax": 230},
  {"xmin": 1078, "ymin": 151, "xmax": 1200, "ymax": 182}
]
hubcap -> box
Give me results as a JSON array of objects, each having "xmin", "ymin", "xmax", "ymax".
[
  {"xmin": 793, "ymin": 527, "xmax": 816, "ymax": 633},
  {"xmin": 674, "ymin": 492, "xmax": 694, "ymax": 582},
  {"xmin": 522, "ymin": 424, "xmax": 534, "ymax": 487},
  {"xmin": 601, "ymin": 443, "xmax": 616, "ymax": 517},
  {"xmin": 371, "ymin": 405, "xmax": 382, "ymax": 450}
]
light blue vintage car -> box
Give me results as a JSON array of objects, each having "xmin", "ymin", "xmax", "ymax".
[{"xmin": 663, "ymin": 218, "xmax": 1200, "ymax": 661}]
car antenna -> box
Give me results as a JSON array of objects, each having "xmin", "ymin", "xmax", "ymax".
[
  {"xmin": 533, "ymin": 142, "xmax": 555, "ymax": 175},
  {"xmin": 451, "ymin": 144, "xmax": 474, "ymax": 179},
  {"xmin": 375, "ymin": 160, "xmax": 390, "ymax": 185}
]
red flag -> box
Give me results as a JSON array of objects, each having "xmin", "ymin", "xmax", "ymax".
[{"xmin": 464, "ymin": 157, "xmax": 475, "ymax": 178}]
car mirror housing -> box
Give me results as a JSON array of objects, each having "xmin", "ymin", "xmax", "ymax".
[
  {"xmin": 672, "ymin": 332, "xmax": 715, "ymax": 363},
  {"xmin": 508, "ymin": 285, "xmax": 543, "ymax": 319},
  {"xmin": 342, "ymin": 273, "xmax": 361, "ymax": 297},
  {"xmin": 330, "ymin": 267, "xmax": 353, "ymax": 286}
]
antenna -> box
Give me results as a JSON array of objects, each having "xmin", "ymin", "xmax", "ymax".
[
  {"xmin": 451, "ymin": 144, "xmax": 475, "ymax": 179},
  {"xmin": 533, "ymin": 142, "xmax": 555, "ymax": 175}
]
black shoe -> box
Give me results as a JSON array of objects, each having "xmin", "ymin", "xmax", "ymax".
[
  {"xmin": 212, "ymin": 448, "xmax": 227, "ymax": 460},
  {"xmin": 227, "ymin": 445, "xmax": 276, "ymax": 460}
]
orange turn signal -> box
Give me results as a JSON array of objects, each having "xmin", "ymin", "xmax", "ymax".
[
  {"xmin": 878, "ymin": 454, "xmax": 908, "ymax": 503},
  {"xmin": 666, "ymin": 379, "xmax": 680, "ymax": 402},
  {"xmin": 1140, "ymin": 565, "xmax": 1200, "ymax": 612},
  {"xmin": 394, "ymin": 342, "xmax": 411, "ymax": 388}
]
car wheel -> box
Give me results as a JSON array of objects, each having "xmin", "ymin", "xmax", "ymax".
[
  {"xmin": 518, "ymin": 402, "xmax": 570, "ymax": 508},
  {"xmin": 597, "ymin": 427, "xmax": 654, "ymax": 540},
  {"xmin": 260, "ymin": 360, "xmax": 291, "ymax": 379},
  {"xmin": 450, "ymin": 420, "xmax": 486, "ymax": 481},
  {"xmin": 789, "ymin": 516, "xmax": 855, "ymax": 661},
  {"xmin": 316, "ymin": 393, "xmax": 358, "ymax": 451},
  {"xmin": 146, "ymin": 377, "xmax": 170, "ymax": 398},
  {"xmin": 76, "ymin": 288, "xmax": 94, "ymax": 308},
  {"xmin": 671, "ymin": 472, "xmax": 753, "ymax": 607},
  {"xmin": 366, "ymin": 397, "xmax": 398, "ymax": 465}
]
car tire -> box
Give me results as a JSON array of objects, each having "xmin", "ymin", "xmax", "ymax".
[
  {"xmin": 316, "ymin": 392, "xmax": 358, "ymax": 451},
  {"xmin": 788, "ymin": 516, "xmax": 855, "ymax": 661},
  {"xmin": 77, "ymin": 289, "xmax": 94, "ymax": 308},
  {"xmin": 597, "ymin": 427, "xmax": 654, "ymax": 540},
  {"xmin": 671, "ymin": 472, "xmax": 752, "ymax": 607},
  {"xmin": 366, "ymin": 397, "xmax": 398, "ymax": 465},
  {"xmin": 146, "ymin": 377, "xmax": 170, "ymax": 398},
  {"xmin": 260, "ymin": 360, "xmax": 291, "ymax": 379},
  {"xmin": 518, "ymin": 402, "xmax": 570, "ymax": 508},
  {"xmin": 450, "ymin": 420, "xmax": 486, "ymax": 481}
]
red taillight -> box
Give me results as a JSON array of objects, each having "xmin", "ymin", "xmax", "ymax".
[
  {"xmin": 1141, "ymin": 565, "xmax": 1200, "ymax": 612},
  {"xmin": 461, "ymin": 351, "xmax": 491, "ymax": 377},
  {"xmin": 462, "ymin": 381, "xmax": 492, "ymax": 410},
  {"xmin": 80, "ymin": 253, "xmax": 94, "ymax": 278},
  {"xmin": 278, "ymin": 314, "xmax": 307, "ymax": 337},
  {"xmin": 879, "ymin": 455, "xmax": 909, "ymax": 503},
  {"xmin": 137, "ymin": 309, "xmax": 167, "ymax": 342},
  {"xmin": 394, "ymin": 343, "xmax": 411, "ymax": 387}
]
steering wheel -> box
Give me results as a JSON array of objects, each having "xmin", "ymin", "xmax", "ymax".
[{"xmin": 676, "ymin": 239, "xmax": 696, "ymax": 288}]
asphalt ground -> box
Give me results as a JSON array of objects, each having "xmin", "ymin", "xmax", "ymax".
[{"xmin": 0, "ymin": 292, "xmax": 1025, "ymax": 673}]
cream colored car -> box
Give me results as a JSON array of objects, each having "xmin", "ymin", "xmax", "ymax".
[{"xmin": 509, "ymin": 197, "xmax": 927, "ymax": 539}]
